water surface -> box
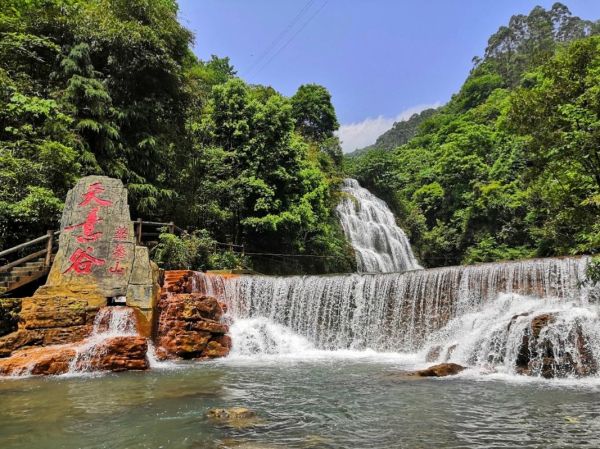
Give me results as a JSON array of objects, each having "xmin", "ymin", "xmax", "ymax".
[{"xmin": 1, "ymin": 356, "xmax": 600, "ymax": 449}]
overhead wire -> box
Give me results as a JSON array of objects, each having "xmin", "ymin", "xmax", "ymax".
[
  {"xmin": 245, "ymin": 0, "xmax": 317, "ymax": 76},
  {"xmin": 253, "ymin": 0, "xmax": 329, "ymax": 75}
]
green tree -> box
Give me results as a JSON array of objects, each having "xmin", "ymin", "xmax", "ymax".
[{"xmin": 291, "ymin": 84, "xmax": 339, "ymax": 141}]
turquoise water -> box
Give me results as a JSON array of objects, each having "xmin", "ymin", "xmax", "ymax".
[{"xmin": 1, "ymin": 355, "xmax": 600, "ymax": 449}]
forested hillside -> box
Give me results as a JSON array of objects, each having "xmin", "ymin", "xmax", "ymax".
[
  {"xmin": 348, "ymin": 108, "xmax": 437, "ymax": 156},
  {"xmin": 0, "ymin": 0, "xmax": 355, "ymax": 274},
  {"xmin": 347, "ymin": 3, "xmax": 600, "ymax": 267}
]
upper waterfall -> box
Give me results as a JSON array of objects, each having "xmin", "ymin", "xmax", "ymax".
[{"xmin": 337, "ymin": 178, "xmax": 421, "ymax": 273}]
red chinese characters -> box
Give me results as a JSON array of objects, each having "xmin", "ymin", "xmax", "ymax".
[
  {"xmin": 114, "ymin": 226, "xmax": 128, "ymax": 241},
  {"xmin": 109, "ymin": 243, "xmax": 127, "ymax": 275},
  {"xmin": 79, "ymin": 182, "xmax": 113, "ymax": 207},
  {"xmin": 63, "ymin": 181, "xmax": 113, "ymax": 276},
  {"xmin": 64, "ymin": 208, "xmax": 103, "ymax": 243},
  {"xmin": 108, "ymin": 225, "xmax": 129, "ymax": 275},
  {"xmin": 63, "ymin": 247, "xmax": 105, "ymax": 275}
]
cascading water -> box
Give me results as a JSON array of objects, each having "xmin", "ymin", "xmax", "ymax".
[
  {"xmin": 420, "ymin": 293, "xmax": 600, "ymax": 377},
  {"xmin": 69, "ymin": 306, "xmax": 138, "ymax": 373},
  {"xmin": 337, "ymin": 178, "xmax": 421, "ymax": 273},
  {"xmin": 194, "ymin": 256, "xmax": 600, "ymax": 377}
]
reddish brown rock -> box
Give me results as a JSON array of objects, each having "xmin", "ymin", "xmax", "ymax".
[
  {"xmin": 42, "ymin": 325, "xmax": 93, "ymax": 346},
  {"xmin": 412, "ymin": 363, "xmax": 466, "ymax": 377},
  {"xmin": 0, "ymin": 284, "xmax": 105, "ymax": 358},
  {"xmin": 158, "ymin": 329, "xmax": 212, "ymax": 358},
  {"xmin": 77, "ymin": 336, "xmax": 149, "ymax": 372},
  {"xmin": 163, "ymin": 270, "xmax": 194, "ymax": 294},
  {"xmin": 0, "ymin": 345, "xmax": 77, "ymax": 376},
  {"xmin": 155, "ymin": 287, "xmax": 231, "ymax": 360},
  {"xmin": 0, "ymin": 330, "xmax": 43, "ymax": 358}
]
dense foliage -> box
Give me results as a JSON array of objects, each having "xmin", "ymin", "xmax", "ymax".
[
  {"xmin": 347, "ymin": 3, "xmax": 600, "ymax": 267},
  {"xmin": 0, "ymin": 0, "xmax": 354, "ymax": 274}
]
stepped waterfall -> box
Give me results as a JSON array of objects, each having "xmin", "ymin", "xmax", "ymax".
[
  {"xmin": 197, "ymin": 256, "xmax": 600, "ymax": 376},
  {"xmin": 337, "ymin": 178, "xmax": 421, "ymax": 273}
]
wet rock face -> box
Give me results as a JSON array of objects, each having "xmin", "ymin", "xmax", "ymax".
[
  {"xmin": 513, "ymin": 313, "xmax": 598, "ymax": 378},
  {"xmin": 0, "ymin": 285, "xmax": 103, "ymax": 358},
  {"xmin": 0, "ymin": 345, "xmax": 77, "ymax": 376},
  {"xmin": 155, "ymin": 291, "xmax": 231, "ymax": 360},
  {"xmin": 0, "ymin": 336, "xmax": 148, "ymax": 376},
  {"xmin": 76, "ymin": 336, "xmax": 149, "ymax": 372}
]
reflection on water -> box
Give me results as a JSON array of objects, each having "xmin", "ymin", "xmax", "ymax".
[{"xmin": 2, "ymin": 358, "xmax": 600, "ymax": 449}]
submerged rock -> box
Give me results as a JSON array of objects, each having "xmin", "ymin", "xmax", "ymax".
[{"xmin": 207, "ymin": 407, "xmax": 261, "ymax": 428}]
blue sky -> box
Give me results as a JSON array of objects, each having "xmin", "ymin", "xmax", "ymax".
[{"xmin": 178, "ymin": 1, "xmax": 600, "ymax": 152}]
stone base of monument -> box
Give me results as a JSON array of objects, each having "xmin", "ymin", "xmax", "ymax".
[{"xmin": 0, "ymin": 283, "xmax": 105, "ymax": 357}]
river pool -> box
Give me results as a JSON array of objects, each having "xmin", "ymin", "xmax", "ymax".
[{"xmin": 1, "ymin": 353, "xmax": 600, "ymax": 449}]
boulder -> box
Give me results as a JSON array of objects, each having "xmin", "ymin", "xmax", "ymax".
[
  {"xmin": 411, "ymin": 363, "xmax": 466, "ymax": 377},
  {"xmin": 0, "ymin": 345, "xmax": 76, "ymax": 376},
  {"xmin": 46, "ymin": 176, "xmax": 137, "ymax": 298},
  {"xmin": 513, "ymin": 313, "xmax": 597, "ymax": 378},
  {"xmin": 155, "ymin": 290, "xmax": 231, "ymax": 360},
  {"xmin": 0, "ymin": 285, "xmax": 102, "ymax": 358},
  {"xmin": 76, "ymin": 336, "xmax": 149, "ymax": 372}
]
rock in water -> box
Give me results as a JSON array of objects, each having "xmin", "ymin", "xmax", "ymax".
[
  {"xmin": 75, "ymin": 336, "xmax": 149, "ymax": 372},
  {"xmin": 0, "ymin": 345, "xmax": 77, "ymax": 376},
  {"xmin": 412, "ymin": 363, "xmax": 466, "ymax": 377},
  {"xmin": 207, "ymin": 408, "xmax": 260, "ymax": 429},
  {"xmin": 155, "ymin": 290, "xmax": 231, "ymax": 360}
]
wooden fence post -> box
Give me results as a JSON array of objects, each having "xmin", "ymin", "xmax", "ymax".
[
  {"xmin": 44, "ymin": 230, "xmax": 54, "ymax": 267},
  {"xmin": 168, "ymin": 221, "xmax": 175, "ymax": 234}
]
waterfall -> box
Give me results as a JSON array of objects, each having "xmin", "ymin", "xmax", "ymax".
[
  {"xmin": 337, "ymin": 178, "xmax": 421, "ymax": 273},
  {"xmin": 69, "ymin": 306, "xmax": 138, "ymax": 373},
  {"xmin": 194, "ymin": 257, "xmax": 598, "ymax": 365}
]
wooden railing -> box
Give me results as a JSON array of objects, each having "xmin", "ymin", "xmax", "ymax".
[
  {"xmin": 0, "ymin": 230, "xmax": 59, "ymax": 274},
  {"xmin": 134, "ymin": 219, "xmax": 183, "ymax": 245}
]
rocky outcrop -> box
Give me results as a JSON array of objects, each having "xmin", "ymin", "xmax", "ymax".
[
  {"xmin": 0, "ymin": 284, "xmax": 104, "ymax": 358},
  {"xmin": 0, "ymin": 335, "xmax": 148, "ymax": 376},
  {"xmin": 155, "ymin": 292, "xmax": 231, "ymax": 360},
  {"xmin": 513, "ymin": 313, "xmax": 597, "ymax": 378},
  {"xmin": 163, "ymin": 270, "xmax": 194, "ymax": 294},
  {"xmin": 0, "ymin": 345, "xmax": 77, "ymax": 376},
  {"xmin": 74, "ymin": 336, "xmax": 149, "ymax": 372}
]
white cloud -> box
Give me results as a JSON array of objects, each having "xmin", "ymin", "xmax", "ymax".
[{"xmin": 337, "ymin": 103, "xmax": 441, "ymax": 153}]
